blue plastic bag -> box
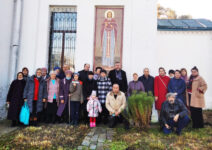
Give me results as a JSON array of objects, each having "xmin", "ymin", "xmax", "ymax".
[{"xmin": 19, "ymin": 101, "xmax": 30, "ymax": 125}]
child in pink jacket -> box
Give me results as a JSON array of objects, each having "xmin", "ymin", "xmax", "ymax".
[{"xmin": 87, "ymin": 91, "xmax": 102, "ymax": 127}]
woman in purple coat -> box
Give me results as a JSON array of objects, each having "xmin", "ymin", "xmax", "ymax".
[
  {"xmin": 57, "ymin": 70, "xmax": 72, "ymax": 123},
  {"xmin": 127, "ymin": 73, "xmax": 145, "ymax": 97}
]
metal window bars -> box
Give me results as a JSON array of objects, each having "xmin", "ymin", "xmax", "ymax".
[{"xmin": 48, "ymin": 9, "xmax": 77, "ymax": 71}]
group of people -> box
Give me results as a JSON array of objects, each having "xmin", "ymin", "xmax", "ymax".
[{"xmin": 6, "ymin": 62, "xmax": 208, "ymax": 135}]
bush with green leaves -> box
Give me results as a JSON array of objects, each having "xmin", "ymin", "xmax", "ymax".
[{"xmin": 123, "ymin": 91, "xmax": 154, "ymax": 128}]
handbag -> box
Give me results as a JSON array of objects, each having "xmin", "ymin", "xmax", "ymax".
[{"xmin": 19, "ymin": 101, "xmax": 30, "ymax": 125}]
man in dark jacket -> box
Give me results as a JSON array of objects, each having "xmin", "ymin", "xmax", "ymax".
[
  {"xmin": 82, "ymin": 71, "xmax": 98, "ymax": 124},
  {"xmin": 108, "ymin": 62, "xmax": 128, "ymax": 93},
  {"xmin": 138, "ymin": 68, "xmax": 154, "ymax": 95},
  {"xmin": 23, "ymin": 68, "xmax": 47, "ymax": 126},
  {"xmin": 78, "ymin": 63, "xmax": 90, "ymax": 83},
  {"xmin": 160, "ymin": 93, "xmax": 190, "ymax": 135}
]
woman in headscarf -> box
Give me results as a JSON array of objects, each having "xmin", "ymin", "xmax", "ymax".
[{"xmin": 6, "ymin": 72, "xmax": 26, "ymax": 126}]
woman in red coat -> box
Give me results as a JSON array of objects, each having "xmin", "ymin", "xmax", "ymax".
[{"xmin": 154, "ymin": 67, "xmax": 170, "ymax": 117}]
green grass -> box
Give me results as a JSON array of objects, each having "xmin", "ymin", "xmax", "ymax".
[{"xmin": 107, "ymin": 123, "xmax": 212, "ymax": 150}]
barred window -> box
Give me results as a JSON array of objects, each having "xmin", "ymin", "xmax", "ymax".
[{"xmin": 48, "ymin": 7, "xmax": 77, "ymax": 71}]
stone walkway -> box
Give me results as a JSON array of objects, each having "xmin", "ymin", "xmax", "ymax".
[{"xmin": 77, "ymin": 127, "xmax": 116, "ymax": 150}]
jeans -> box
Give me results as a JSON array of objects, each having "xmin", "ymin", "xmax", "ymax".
[{"xmin": 163, "ymin": 115, "xmax": 190, "ymax": 134}]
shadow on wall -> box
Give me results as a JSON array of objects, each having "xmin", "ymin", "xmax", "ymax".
[{"xmin": 0, "ymin": 85, "xmax": 9, "ymax": 120}]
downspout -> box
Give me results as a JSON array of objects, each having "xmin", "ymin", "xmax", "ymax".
[{"xmin": 8, "ymin": 0, "xmax": 24, "ymax": 82}]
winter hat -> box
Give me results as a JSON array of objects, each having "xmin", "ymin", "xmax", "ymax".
[
  {"xmin": 91, "ymin": 90, "xmax": 97, "ymax": 97},
  {"xmin": 54, "ymin": 66, "xmax": 60, "ymax": 71},
  {"xmin": 49, "ymin": 71, "xmax": 57, "ymax": 75},
  {"xmin": 65, "ymin": 70, "xmax": 72, "ymax": 75},
  {"xmin": 73, "ymin": 72, "xmax": 79, "ymax": 76},
  {"xmin": 41, "ymin": 67, "xmax": 47, "ymax": 72}
]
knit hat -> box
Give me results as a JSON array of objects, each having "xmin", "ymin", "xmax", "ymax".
[
  {"xmin": 73, "ymin": 72, "xmax": 79, "ymax": 76},
  {"xmin": 41, "ymin": 67, "xmax": 47, "ymax": 72},
  {"xmin": 54, "ymin": 66, "xmax": 60, "ymax": 71},
  {"xmin": 91, "ymin": 90, "xmax": 97, "ymax": 96},
  {"xmin": 49, "ymin": 71, "xmax": 57, "ymax": 75},
  {"xmin": 65, "ymin": 70, "xmax": 72, "ymax": 75}
]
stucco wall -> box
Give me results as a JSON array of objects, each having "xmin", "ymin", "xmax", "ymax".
[
  {"xmin": 156, "ymin": 30, "xmax": 212, "ymax": 109},
  {"xmin": 0, "ymin": 0, "xmax": 14, "ymax": 119},
  {"xmin": 17, "ymin": 0, "xmax": 157, "ymax": 78}
]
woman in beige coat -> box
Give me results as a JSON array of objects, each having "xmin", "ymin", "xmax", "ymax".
[{"xmin": 187, "ymin": 66, "xmax": 207, "ymax": 128}]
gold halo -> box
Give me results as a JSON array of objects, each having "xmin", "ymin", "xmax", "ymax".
[{"xmin": 104, "ymin": 10, "xmax": 115, "ymax": 18}]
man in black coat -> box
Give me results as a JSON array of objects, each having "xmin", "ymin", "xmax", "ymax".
[
  {"xmin": 108, "ymin": 62, "xmax": 128, "ymax": 93},
  {"xmin": 138, "ymin": 68, "xmax": 154, "ymax": 95},
  {"xmin": 82, "ymin": 71, "xmax": 98, "ymax": 124},
  {"xmin": 160, "ymin": 93, "xmax": 190, "ymax": 135},
  {"xmin": 78, "ymin": 63, "xmax": 90, "ymax": 83}
]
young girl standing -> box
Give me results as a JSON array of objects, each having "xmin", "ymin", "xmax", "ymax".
[{"xmin": 87, "ymin": 91, "xmax": 102, "ymax": 127}]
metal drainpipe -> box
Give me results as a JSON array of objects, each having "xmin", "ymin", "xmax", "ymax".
[{"xmin": 8, "ymin": 0, "xmax": 23, "ymax": 82}]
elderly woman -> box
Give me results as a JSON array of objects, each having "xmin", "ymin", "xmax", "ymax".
[
  {"xmin": 168, "ymin": 70, "xmax": 186, "ymax": 104},
  {"xmin": 127, "ymin": 73, "xmax": 145, "ymax": 97},
  {"xmin": 23, "ymin": 68, "xmax": 47, "ymax": 126},
  {"xmin": 6, "ymin": 72, "xmax": 26, "ymax": 127},
  {"xmin": 57, "ymin": 70, "xmax": 72, "ymax": 123},
  {"xmin": 45, "ymin": 71, "xmax": 60, "ymax": 123},
  {"xmin": 160, "ymin": 93, "xmax": 190, "ymax": 135},
  {"xmin": 69, "ymin": 73, "xmax": 83, "ymax": 126},
  {"xmin": 187, "ymin": 66, "xmax": 207, "ymax": 128}
]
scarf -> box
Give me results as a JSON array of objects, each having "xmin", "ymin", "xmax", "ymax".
[{"xmin": 187, "ymin": 75, "xmax": 198, "ymax": 90}]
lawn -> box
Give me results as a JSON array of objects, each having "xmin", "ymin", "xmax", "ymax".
[
  {"xmin": 105, "ymin": 110, "xmax": 212, "ymax": 150},
  {"xmin": 0, "ymin": 110, "xmax": 212, "ymax": 150},
  {"xmin": 0, "ymin": 124, "xmax": 89, "ymax": 150},
  {"xmin": 104, "ymin": 124, "xmax": 212, "ymax": 150}
]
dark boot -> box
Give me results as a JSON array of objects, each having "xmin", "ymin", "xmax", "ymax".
[
  {"xmin": 109, "ymin": 116, "xmax": 116, "ymax": 128},
  {"xmin": 11, "ymin": 120, "xmax": 17, "ymax": 127},
  {"xmin": 74, "ymin": 120, "xmax": 79, "ymax": 126},
  {"xmin": 70, "ymin": 121, "xmax": 74, "ymax": 125}
]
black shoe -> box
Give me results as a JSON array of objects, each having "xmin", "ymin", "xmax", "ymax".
[
  {"xmin": 70, "ymin": 121, "xmax": 74, "ymax": 125},
  {"xmin": 33, "ymin": 121, "xmax": 38, "ymax": 126},
  {"xmin": 74, "ymin": 121, "xmax": 79, "ymax": 126},
  {"xmin": 176, "ymin": 131, "xmax": 181, "ymax": 136},
  {"xmin": 11, "ymin": 120, "xmax": 17, "ymax": 127}
]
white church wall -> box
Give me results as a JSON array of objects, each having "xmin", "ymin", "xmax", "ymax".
[
  {"xmin": 156, "ymin": 30, "xmax": 212, "ymax": 109},
  {"xmin": 17, "ymin": 0, "xmax": 157, "ymax": 81},
  {"xmin": 0, "ymin": 0, "xmax": 14, "ymax": 119}
]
